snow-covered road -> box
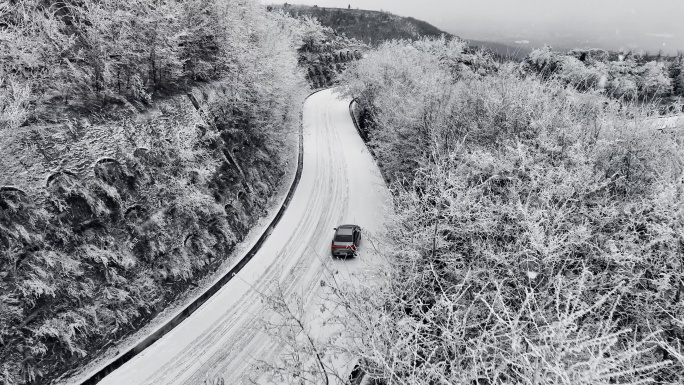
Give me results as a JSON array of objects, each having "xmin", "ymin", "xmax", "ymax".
[{"xmin": 97, "ymin": 89, "xmax": 390, "ymax": 384}]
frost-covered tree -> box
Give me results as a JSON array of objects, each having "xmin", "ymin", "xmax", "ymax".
[
  {"xmin": 338, "ymin": 37, "xmax": 684, "ymax": 384},
  {"xmin": 0, "ymin": 1, "xmax": 312, "ymax": 383},
  {"xmin": 637, "ymin": 60, "xmax": 673, "ymax": 98},
  {"xmin": 670, "ymin": 55, "xmax": 684, "ymax": 96}
]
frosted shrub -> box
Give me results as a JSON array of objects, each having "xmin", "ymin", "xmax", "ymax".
[{"xmin": 0, "ymin": 77, "xmax": 32, "ymax": 130}]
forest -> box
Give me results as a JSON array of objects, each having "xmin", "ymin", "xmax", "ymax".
[
  {"xmin": 329, "ymin": 37, "xmax": 684, "ymax": 384},
  {"xmin": 520, "ymin": 46, "xmax": 684, "ymax": 107}
]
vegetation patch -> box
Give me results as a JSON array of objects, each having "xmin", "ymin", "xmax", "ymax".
[
  {"xmin": 0, "ymin": 1, "xmax": 316, "ymax": 383},
  {"xmin": 269, "ymin": 7, "xmax": 367, "ymax": 89},
  {"xmin": 520, "ymin": 46, "xmax": 684, "ymax": 109},
  {"xmin": 336, "ymin": 37, "xmax": 684, "ymax": 384}
]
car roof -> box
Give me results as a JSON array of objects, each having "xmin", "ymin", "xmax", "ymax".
[
  {"xmin": 338, "ymin": 224, "xmax": 357, "ymax": 229},
  {"xmin": 337, "ymin": 227, "xmax": 353, "ymax": 235}
]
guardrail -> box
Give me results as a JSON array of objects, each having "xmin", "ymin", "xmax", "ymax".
[
  {"xmin": 345, "ymin": 98, "xmax": 374, "ymax": 385},
  {"xmin": 348, "ymin": 98, "xmax": 390, "ymax": 190}
]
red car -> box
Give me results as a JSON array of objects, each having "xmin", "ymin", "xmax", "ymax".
[{"xmin": 331, "ymin": 224, "xmax": 362, "ymax": 258}]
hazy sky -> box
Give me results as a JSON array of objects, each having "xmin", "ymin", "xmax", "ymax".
[{"xmin": 267, "ymin": 0, "xmax": 684, "ymax": 53}]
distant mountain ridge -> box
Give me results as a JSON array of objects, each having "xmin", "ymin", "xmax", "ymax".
[
  {"xmin": 274, "ymin": 4, "xmax": 454, "ymax": 45},
  {"xmin": 274, "ymin": 5, "xmax": 532, "ymax": 60}
]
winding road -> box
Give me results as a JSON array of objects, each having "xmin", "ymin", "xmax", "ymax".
[{"xmin": 93, "ymin": 89, "xmax": 390, "ymax": 384}]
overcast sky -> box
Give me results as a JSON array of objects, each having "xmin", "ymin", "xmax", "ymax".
[{"xmin": 267, "ymin": 0, "xmax": 684, "ymax": 53}]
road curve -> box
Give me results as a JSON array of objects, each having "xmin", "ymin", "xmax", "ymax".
[{"xmin": 97, "ymin": 89, "xmax": 391, "ymax": 384}]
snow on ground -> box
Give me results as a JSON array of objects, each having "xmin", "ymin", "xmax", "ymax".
[{"xmin": 88, "ymin": 89, "xmax": 391, "ymax": 385}]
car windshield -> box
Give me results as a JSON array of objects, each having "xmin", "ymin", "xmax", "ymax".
[{"xmin": 334, "ymin": 234, "xmax": 353, "ymax": 242}]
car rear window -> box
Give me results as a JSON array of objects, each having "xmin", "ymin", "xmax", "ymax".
[{"xmin": 334, "ymin": 234, "xmax": 353, "ymax": 242}]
